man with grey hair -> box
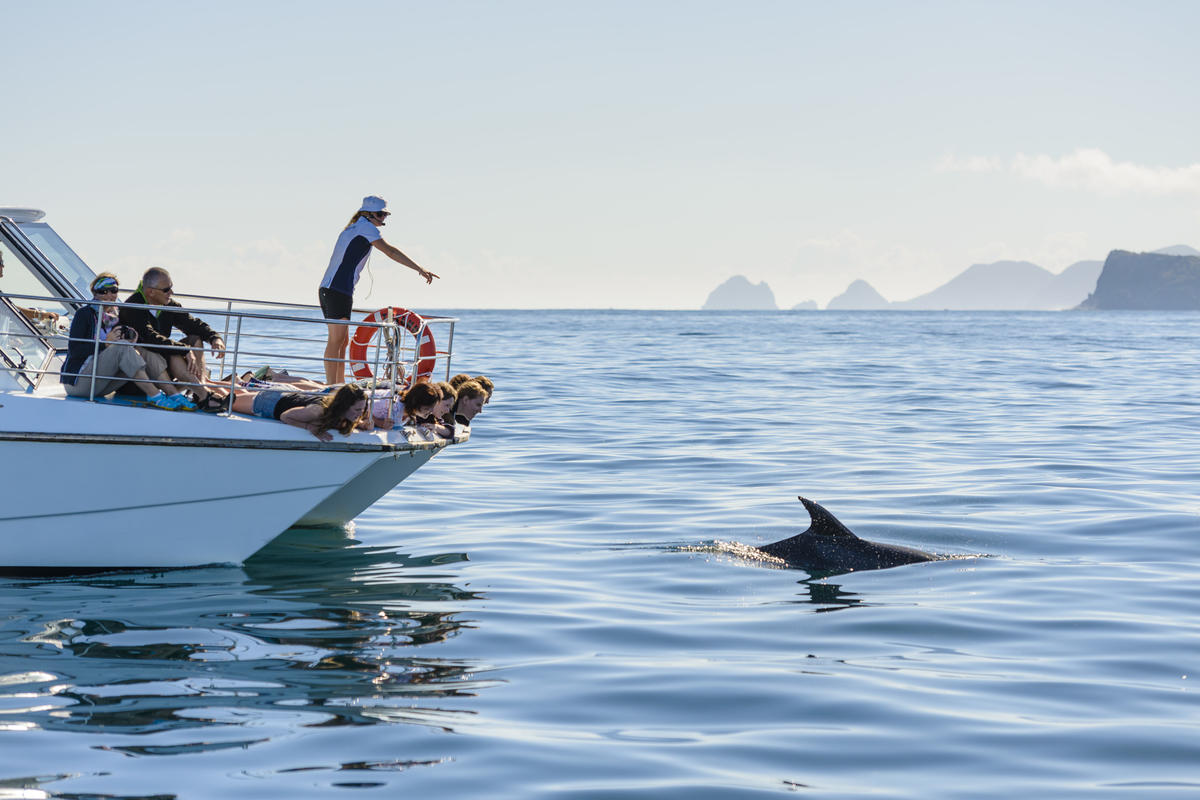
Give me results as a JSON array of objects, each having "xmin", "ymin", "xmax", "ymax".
[{"xmin": 119, "ymin": 267, "xmax": 227, "ymax": 408}]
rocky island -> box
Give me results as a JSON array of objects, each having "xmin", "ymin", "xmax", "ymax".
[
  {"xmin": 701, "ymin": 275, "xmax": 777, "ymax": 310},
  {"xmin": 1078, "ymin": 250, "xmax": 1200, "ymax": 310}
]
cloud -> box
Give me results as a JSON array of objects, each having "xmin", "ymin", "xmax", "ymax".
[{"xmin": 939, "ymin": 148, "xmax": 1200, "ymax": 195}]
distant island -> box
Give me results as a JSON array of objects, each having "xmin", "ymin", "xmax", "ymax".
[
  {"xmin": 1078, "ymin": 249, "xmax": 1200, "ymax": 310},
  {"xmin": 826, "ymin": 279, "xmax": 889, "ymax": 310},
  {"xmin": 890, "ymin": 259, "xmax": 1102, "ymax": 310},
  {"xmin": 701, "ymin": 245, "xmax": 1199, "ymax": 310},
  {"xmin": 701, "ymin": 275, "xmax": 777, "ymax": 310}
]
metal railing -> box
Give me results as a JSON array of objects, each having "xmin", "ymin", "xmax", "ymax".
[{"xmin": 0, "ymin": 289, "xmax": 458, "ymax": 420}]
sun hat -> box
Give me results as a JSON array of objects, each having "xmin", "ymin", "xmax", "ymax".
[{"xmin": 359, "ymin": 195, "xmax": 388, "ymax": 213}]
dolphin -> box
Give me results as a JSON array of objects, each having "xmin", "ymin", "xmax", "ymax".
[{"xmin": 756, "ymin": 497, "xmax": 935, "ymax": 573}]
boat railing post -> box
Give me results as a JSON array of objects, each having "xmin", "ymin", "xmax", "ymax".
[
  {"xmin": 224, "ymin": 315, "xmax": 243, "ymax": 417},
  {"xmin": 444, "ymin": 320, "xmax": 455, "ymax": 381},
  {"xmin": 372, "ymin": 313, "xmax": 386, "ymax": 391},
  {"xmin": 220, "ymin": 299, "xmax": 233, "ymax": 349},
  {"xmin": 386, "ymin": 313, "xmax": 398, "ymax": 423},
  {"xmin": 222, "ymin": 300, "xmax": 236, "ymax": 414},
  {"xmin": 87, "ymin": 298, "xmax": 102, "ymax": 402}
]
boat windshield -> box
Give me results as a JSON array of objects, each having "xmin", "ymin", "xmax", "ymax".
[
  {"xmin": 0, "ymin": 298, "xmax": 50, "ymax": 389},
  {"xmin": 0, "ymin": 238, "xmax": 74, "ymax": 320},
  {"xmin": 16, "ymin": 221, "xmax": 96, "ymax": 299}
]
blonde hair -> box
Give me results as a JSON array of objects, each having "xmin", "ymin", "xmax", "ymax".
[
  {"xmin": 344, "ymin": 210, "xmax": 382, "ymax": 229},
  {"xmin": 453, "ymin": 380, "xmax": 487, "ymax": 412}
]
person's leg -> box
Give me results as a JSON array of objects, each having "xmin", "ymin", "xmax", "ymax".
[
  {"xmin": 64, "ymin": 348, "xmax": 129, "ymax": 398},
  {"xmin": 230, "ymin": 390, "xmax": 262, "ymax": 415},
  {"xmin": 63, "ymin": 354, "xmax": 100, "ymax": 397},
  {"xmin": 183, "ymin": 335, "xmax": 210, "ymax": 385},
  {"xmin": 109, "ymin": 344, "xmax": 163, "ymax": 397},
  {"xmin": 167, "ymin": 353, "xmax": 211, "ymax": 401},
  {"xmin": 139, "ymin": 349, "xmax": 185, "ymax": 395},
  {"xmin": 319, "ymin": 288, "xmax": 353, "ymax": 385},
  {"xmin": 324, "ymin": 321, "xmax": 349, "ymax": 384}
]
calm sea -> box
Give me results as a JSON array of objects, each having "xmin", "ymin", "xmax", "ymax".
[{"xmin": 2, "ymin": 310, "xmax": 1199, "ymax": 798}]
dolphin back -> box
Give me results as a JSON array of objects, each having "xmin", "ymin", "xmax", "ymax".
[
  {"xmin": 756, "ymin": 496, "xmax": 859, "ymax": 560},
  {"xmin": 755, "ymin": 497, "xmax": 934, "ymax": 572}
]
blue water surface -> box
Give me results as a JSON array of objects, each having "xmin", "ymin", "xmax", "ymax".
[{"xmin": 2, "ymin": 310, "xmax": 1199, "ymax": 798}]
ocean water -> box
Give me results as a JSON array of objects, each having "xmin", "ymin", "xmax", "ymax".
[{"xmin": 2, "ymin": 309, "xmax": 1199, "ymax": 798}]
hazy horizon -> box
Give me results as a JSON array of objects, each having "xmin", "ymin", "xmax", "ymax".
[{"xmin": 4, "ymin": 1, "xmax": 1199, "ymax": 310}]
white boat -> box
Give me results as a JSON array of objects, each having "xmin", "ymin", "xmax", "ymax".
[{"xmin": 0, "ymin": 207, "xmax": 467, "ymax": 568}]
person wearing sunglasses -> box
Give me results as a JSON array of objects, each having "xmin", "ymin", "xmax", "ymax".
[
  {"xmin": 62, "ymin": 273, "xmax": 195, "ymax": 409},
  {"xmin": 119, "ymin": 267, "xmax": 227, "ymax": 410},
  {"xmin": 317, "ymin": 195, "xmax": 439, "ymax": 384}
]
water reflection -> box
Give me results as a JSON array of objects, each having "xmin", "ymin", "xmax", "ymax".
[
  {"xmin": 683, "ymin": 541, "xmax": 867, "ymax": 611},
  {"xmin": 0, "ymin": 526, "xmax": 495, "ymax": 742},
  {"xmin": 794, "ymin": 576, "xmax": 865, "ymax": 611}
]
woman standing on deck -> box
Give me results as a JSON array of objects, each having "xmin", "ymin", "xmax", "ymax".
[{"xmin": 318, "ymin": 195, "xmax": 438, "ymax": 384}]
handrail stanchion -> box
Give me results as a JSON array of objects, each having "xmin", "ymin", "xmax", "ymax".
[
  {"xmin": 371, "ymin": 315, "xmax": 384, "ymax": 392},
  {"xmin": 87, "ymin": 298, "xmax": 101, "ymax": 401},
  {"xmin": 220, "ymin": 299, "xmax": 232, "ymax": 354},
  {"xmin": 385, "ymin": 316, "xmax": 396, "ymax": 424},
  {"xmin": 224, "ymin": 316, "xmax": 243, "ymax": 417},
  {"xmin": 444, "ymin": 320, "xmax": 455, "ymax": 381},
  {"xmin": 222, "ymin": 299, "xmax": 236, "ymax": 414}
]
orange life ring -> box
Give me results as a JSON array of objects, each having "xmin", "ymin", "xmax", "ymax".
[{"xmin": 347, "ymin": 307, "xmax": 436, "ymax": 380}]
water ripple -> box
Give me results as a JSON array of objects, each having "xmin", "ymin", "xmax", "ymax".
[{"xmin": 3, "ymin": 311, "xmax": 1200, "ymax": 797}]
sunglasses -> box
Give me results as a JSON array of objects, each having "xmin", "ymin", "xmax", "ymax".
[{"xmin": 94, "ymin": 286, "xmax": 119, "ymax": 294}]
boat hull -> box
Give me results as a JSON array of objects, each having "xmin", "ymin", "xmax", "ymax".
[
  {"xmin": 295, "ymin": 447, "xmax": 438, "ymax": 526},
  {"xmin": 0, "ymin": 437, "xmax": 383, "ymax": 567}
]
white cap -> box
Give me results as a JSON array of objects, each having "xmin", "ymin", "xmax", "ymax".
[{"xmin": 359, "ymin": 195, "xmax": 388, "ymax": 213}]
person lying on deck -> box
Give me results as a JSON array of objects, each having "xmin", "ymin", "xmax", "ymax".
[
  {"xmin": 434, "ymin": 381, "xmax": 457, "ymax": 428},
  {"xmin": 230, "ymin": 383, "xmax": 381, "ymax": 441},
  {"xmin": 399, "ymin": 381, "xmax": 452, "ymax": 438},
  {"xmin": 451, "ymin": 380, "xmax": 488, "ymax": 428},
  {"xmin": 473, "ymin": 375, "xmax": 494, "ymax": 405},
  {"xmin": 450, "ymin": 373, "xmax": 494, "ymax": 405},
  {"xmin": 205, "ymin": 366, "xmax": 327, "ymax": 394}
]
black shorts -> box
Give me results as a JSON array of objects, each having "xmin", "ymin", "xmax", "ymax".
[{"xmin": 318, "ymin": 287, "xmax": 352, "ymax": 320}]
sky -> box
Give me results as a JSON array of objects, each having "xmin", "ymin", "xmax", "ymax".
[{"xmin": 3, "ymin": 0, "xmax": 1199, "ymax": 309}]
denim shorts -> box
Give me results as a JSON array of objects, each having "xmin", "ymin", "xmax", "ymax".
[{"xmin": 251, "ymin": 390, "xmax": 284, "ymax": 419}]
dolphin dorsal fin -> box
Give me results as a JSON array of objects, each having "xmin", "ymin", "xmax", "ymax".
[{"xmin": 799, "ymin": 497, "xmax": 859, "ymax": 540}]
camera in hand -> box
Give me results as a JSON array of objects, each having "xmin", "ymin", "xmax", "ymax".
[{"xmin": 119, "ymin": 325, "xmax": 137, "ymax": 341}]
